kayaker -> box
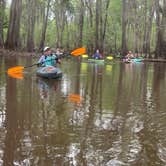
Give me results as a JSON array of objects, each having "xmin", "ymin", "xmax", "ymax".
[
  {"xmin": 55, "ymin": 48, "xmax": 63, "ymax": 58},
  {"xmin": 126, "ymin": 50, "xmax": 134, "ymax": 59},
  {"xmin": 38, "ymin": 46, "xmax": 60, "ymax": 67},
  {"xmin": 92, "ymin": 49, "xmax": 102, "ymax": 59}
]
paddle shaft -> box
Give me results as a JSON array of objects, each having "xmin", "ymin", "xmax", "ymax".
[
  {"xmin": 24, "ymin": 62, "xmax": 40, "ymax": 68},
  {"xmin": 24, "ymin": 57, "xmax": 59, "ymax": 68}
]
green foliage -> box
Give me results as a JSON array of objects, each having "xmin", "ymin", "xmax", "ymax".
[
  {"xmin": 34, "ymin": 22, "xmax": 43, "ymax": 48},
  {"xmin": 45, "ymin": 20, "xmax": 56, "ymax": 47},
  {"xmin": 1, "ymin": 0, "xmax": 165, "ymax": 57},
  {"xmin": 2, "ymin": 5, "xmax": 10, "ymax": 41}
]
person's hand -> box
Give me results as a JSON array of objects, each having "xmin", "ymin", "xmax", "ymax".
[
  {"xmin": 58, "ymin": 59, "xmax": 61, "ymax": 64},
  {"xmin": 37, "ymin": 62, "xmax": 43, "ymax": 67}
]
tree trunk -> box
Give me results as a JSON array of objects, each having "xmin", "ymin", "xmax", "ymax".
[
  {"xmin": 121, "ymin": 0, "xmax": 127, "ymax": 56},
  {"xmin": 160, "ymin": 0, "xmax": 166, "ymax": 58},
  {"xmin": 55, "ymin": 1, "xmax": 67, "ymax": 48},
  {"xmin": 99, "ymin": 0, "xmax": 103, "ymax": 50},
  {"xmin": 95, "ymin": 0, "xmax": 100, "ymax": 49},
  {"xmin": 39, "ymin": 0, "xmax": 51, "ymax": 51},
  {"xmin": 0, "ymin": 0, "xmax": 5, "ymax": 47},
  {"xmin": 85, "ymin": 0, "xmax": 94, "ymax": 52},
  {"xmin": 143, "ymin": 0, "xmax": 148, "ymax": 57},
  {"xmin": 78, "ymin": 0, "xmax": 84, "ymax": 47},
  {"xmin": 155, "ymin": 0, "xmax": 161, "ymax": 58},
  {"xmin": 155, "ymin": 0, "xmax": 166, "ymax": 58},
  {"xmin": 133, "ymin": 0, "xmax": 138, "ymax": 53},
  {"xmin": 102, "ymin": 0, "xmax": 110, "ymax": 52},
  {"xmin": 5, "ymin": 0, "xmax": 22, "ymax": 50},
  {"xmin": 143, "ymin": 1, "xmax": 154, "ymax": 58},
  {"xmin": 146, "ymin": 5, "xmax": 154, "ymax": 58},
  {"xmin": 26, "ymin": 0, "xmax": 36, "ymax": 52}
]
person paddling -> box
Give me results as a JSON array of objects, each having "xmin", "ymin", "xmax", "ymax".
[
  {"xmin": 92, "ymin": 49, "xmax": 102, "ymax": 59},
  {"xmin": 38, "ymin": 46, "xmax": 60, "ymax": 67}
]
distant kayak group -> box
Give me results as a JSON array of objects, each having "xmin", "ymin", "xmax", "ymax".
[
  {"xmin": 81, "ymin": 49, "xmax": 143, "ymax": 64},
  {"xmin": 7, "ymin": 47, "xmax": 144, "ymax": 80},
  {"xmin": 122, "ymin": 50, "xmax": 143, "ymax": 63},
  {"xmin": 36, "ymin": 47, "xmax": 143, "ymax": 80}
]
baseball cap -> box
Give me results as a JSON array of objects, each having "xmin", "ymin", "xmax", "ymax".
[{"xmin": 43, "ymin": 46, "xmax": 50, "ymax": 52}]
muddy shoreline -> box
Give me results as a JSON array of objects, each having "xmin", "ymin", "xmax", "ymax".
[
  {"xmin": 143, "ymin": 58, "xmax": 166, "ymax": 62},
  {"xmin": 0, "ymin": 48, "xmax": 39, "ymax": 57}
]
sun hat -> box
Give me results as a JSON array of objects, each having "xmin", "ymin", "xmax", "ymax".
[{"xmin": 43, "ymin": 46, "xmax": 50, "ymax": 52}]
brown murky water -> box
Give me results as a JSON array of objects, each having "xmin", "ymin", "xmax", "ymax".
[{"xmin": 0, "ymin": 56, "xmax": 166, "ymax": 166}]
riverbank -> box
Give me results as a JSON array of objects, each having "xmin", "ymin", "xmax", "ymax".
[
  {"xmin": 0, "ymin": 48, "xmax": 39, "ymax": 57},
  {"xmin": 143, "ymin": 58, "xmax": 166, "ymax": 62},
  {"xmin": 1, "ymin": 48, "xmax": 166, "ymax": 62}
]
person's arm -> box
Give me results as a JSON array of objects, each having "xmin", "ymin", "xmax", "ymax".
[
  {"xmin": 54, "ymin": 55, "xmax": 61, "ymax": 64},
  {"xmin": 52, "ymin": 54, "xmax": 61, "ymax": 64},
  {"xmin": 38, "ymin": 55, "xmax": 45, "ymax": 63}
]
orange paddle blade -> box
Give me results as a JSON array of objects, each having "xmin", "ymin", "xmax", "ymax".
[
  {"xmin": 68, "ymin": 94, "xmax": 83, "ymax": 103},
  {"xmin": 8, "ymin": 72, "xmax": 23, "ymax": 79},
  {"xmin": 71, "ymin": 47, "xmax": 86, "ymax": 56},
  {"xmin": 7, "ymin": 66, "xmax": 24, "ymax": 75}
]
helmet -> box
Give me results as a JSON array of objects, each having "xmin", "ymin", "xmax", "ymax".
[{"xmin": 43, "ymin": 46, "xmax": 50, "ymax": 52}]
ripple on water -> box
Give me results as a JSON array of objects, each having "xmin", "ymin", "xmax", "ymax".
[{"xmin": 157, "ymin": 143, "xmax": 166, "ymax": 164}]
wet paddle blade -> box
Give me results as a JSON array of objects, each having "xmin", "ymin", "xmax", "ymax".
[
  {"xmin": 8, "ymin": 72, "xmax": 23, "ymax": 79},
  {"xmin": 7, "ymin": 66, "xmax": 24, "ymax": 75},
  {"xmin": 68, "ymin": 94, "xmax": 83, "ymax": 103},
  {"xmin": 71, "ymin": 47, "xmax": 86, "ymax": 56}
]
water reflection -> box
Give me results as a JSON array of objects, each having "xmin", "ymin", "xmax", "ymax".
[
  {"xmin": 0, "ymin": 57, "xmax": 166, "ymax": 165},
  {"xmin": 37, "ymin": 78, "xmax": 61, "ymax": 99}
]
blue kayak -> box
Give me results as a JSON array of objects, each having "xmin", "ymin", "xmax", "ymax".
[
  {"xmin": 36, "ymin": 66, "xmax": 62, "ymax": 79},
  {"xmin": 123, "ymin": 58, "xmax": 143, "ymax": 63},
  {"xmin": 131, "ymin": 58, "xmax": 143, "ymax": 62}
]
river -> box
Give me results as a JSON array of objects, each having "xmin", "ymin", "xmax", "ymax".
[{"xmin": 0, "ymin": 56, "xmax": 166, "ymax": 166}]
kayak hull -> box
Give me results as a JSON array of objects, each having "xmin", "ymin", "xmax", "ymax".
[
  {"xmin": 36, "ymin": 66, "xmax": 62, "ymax": 79},
  {"xmin": 88, "ymin": 59, "xmax": 105, "ymax": 64},
  {"xmin": 123, "ymin": 58, "xmax": 143, "ymax": 63}
]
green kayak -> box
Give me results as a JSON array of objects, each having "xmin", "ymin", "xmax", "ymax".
[{"xmin": 88, "ymin": 59, "xmax": 105, "ymax": 64}]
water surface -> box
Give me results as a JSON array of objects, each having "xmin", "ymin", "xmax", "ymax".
[{"xmin": 0, "ymin": 56, "xmax": 166, "ymax": 166}]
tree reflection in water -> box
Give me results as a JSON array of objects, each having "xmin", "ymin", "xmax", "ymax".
[{"xmin": 0, "ymin": 58, "xmax": 166, "ymax": 165}]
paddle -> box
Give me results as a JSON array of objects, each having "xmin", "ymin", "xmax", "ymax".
[
  {"xmin": 7, "ymin": 47, "xmax": 86, "ymax": 76},
  {"xmin": 68, "ymin": 94, "xmax": 83, "ymax": 104},
  {"xmin": 70, "ymin": 47, "xmax": 86, "ymax": 56},
  {"xmin": 8, "ymin": 71, "xmax": 24, "ymax": 79}
]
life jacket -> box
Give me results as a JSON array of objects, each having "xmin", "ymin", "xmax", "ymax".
[{"xmin": 43, "ymin": 54, "xmax": 57, "ymax": 66}]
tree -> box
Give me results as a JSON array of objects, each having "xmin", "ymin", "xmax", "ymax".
[
  {"xmin": 53, "ymin": 0, "xmax": 69, "ymax": 48},
  {"xmin": 39, "ymin": 0, "xmax": 51, "ymax": 51},
  {"xmin": 142, "ymin": 0, "xmax": 155, "ymax": 58},
  {"xmin": 26, "ymin": 0, "xmax": 36, "ymax": 52},
  {"xmin": 95, "ymin": 0, "xmax": 100, "ymax": 49},
  {"xmin": 0, "ymin": 0, "xmax": 5, "ymax": 47},
  {"xmin": 155, "ymin": 0, "xmax": 166, "ymax": 58},
  {"xmin": 78, "ymin": 0, "xmax": 85, "ymax": 47},
  {"xmin": 5, "ymin": 0, "xmax": 22, "ymax": 50},
  {"xmin": 101, "ymin": 0, "xmax": 110, "ymax": 52},
  {"xmin": 121, "ymin": 0, "xmax": 127, "ymax": 56},
  {"xmin": 160, "ymin": 0, "xmax": 166, "ymax": 58}
]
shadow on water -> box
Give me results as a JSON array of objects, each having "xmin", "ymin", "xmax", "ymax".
[{"xmin": 0, "ymin": 57, "xmax": 166, "ymax": 165}]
